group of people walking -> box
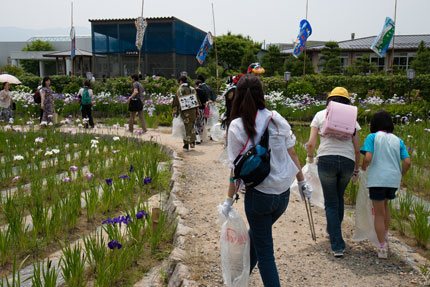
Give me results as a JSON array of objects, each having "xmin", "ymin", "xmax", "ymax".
[{"xmin": 216, "ymin": 65, "xmax": 411, "ymax": 286}]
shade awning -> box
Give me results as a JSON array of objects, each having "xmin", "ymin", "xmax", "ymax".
[{"xmin": 43, "ymin": 49, "xmax": 93, "ymax": 58}]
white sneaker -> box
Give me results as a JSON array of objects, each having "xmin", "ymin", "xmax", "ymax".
[{"xmin": 377, "ymin": 242, "xmax": 388, "ymax": 259}]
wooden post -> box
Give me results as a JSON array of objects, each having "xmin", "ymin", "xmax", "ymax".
[
  {"xmin": 55, "ymin": 57, "xmax": 59, "ymax": 75},
  {"xmin": 389, "ymin": 0, "xmax": 398, "ymax": 97},
  {"xmin": 152, "ymin": 207, "xmax": 160, "ymax": 233}
]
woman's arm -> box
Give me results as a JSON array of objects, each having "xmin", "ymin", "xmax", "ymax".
[
  {"xmin": 352, "ymin": 131, "xmax": 361, "ymax": 171},
  {"xmin": 306, "ymin": 127, "xmax": 319, "ymax": 161},
  {"xmin": 288, "ymin": 147, "xmax": 304, "ymax": 182},
  {"xmin": 40, "ymin": 90, "xmax": 45, "ymax": 109}
]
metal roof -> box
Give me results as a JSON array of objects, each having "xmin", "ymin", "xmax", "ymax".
[
  {"xmin": 44, "ymin": 49, "xmax": 93, "ymax": 57},
  {"xmin": 27, "ymin": 36, "xmax": 91, "ymax": 42},
  {"xmin": 89, "ymin": 17, "xmax": 176, "ymax": 23},
  {"xmin": 282, "ymin": 34, "xmax": 430, "ymax": 54}
]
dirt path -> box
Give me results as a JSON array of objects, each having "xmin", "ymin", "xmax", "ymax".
[{"xmin": 140, "ymin": 127, "xmax": 426, "ymax": 287}]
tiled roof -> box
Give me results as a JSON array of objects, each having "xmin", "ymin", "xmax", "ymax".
[{"xmin": 282, "ymin": 34, "xmax": 430, "ymax": 53}]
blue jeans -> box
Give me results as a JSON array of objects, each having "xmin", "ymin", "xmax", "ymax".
[
  {"xmin": 245, "ymin": 188, "xmax": 290, "ymax": 287},
  {"xmin": 317, "ymin": 155, "xmax": 354, "ymax": 252}
]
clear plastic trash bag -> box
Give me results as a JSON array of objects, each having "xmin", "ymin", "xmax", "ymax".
[
  {"xmin": 172, "ymin": 116, "xmax": 185, "ymax": 139},
  {"xmin": 291, "ymin": 163, "xmax": 325, "ymax": 209},
  {"xmin": 219, "ymin": 148, "xmax": 230, "ymax": 167},
  {"xmin": 217, "ymin": 205, "xmax": 250, "ymax": 287},
  {"xmin": 207, "ymin": 103, "xmax": 220, "ymax": 128},
  {"xmin": 352, "ymin": 169, "xmax": 380, "ymax": 248},
  {"xmin": 211, "ymin": 122, "xmax": 226, "ymax": 142}
]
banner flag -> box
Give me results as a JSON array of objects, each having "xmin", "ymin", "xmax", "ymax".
[
  {"xmin": 135, "ymin": 17, "xmax": 148, "ymax": 50},
  {"xmin": 196, "ymin": 32, "xmax": 213, "ymax": 65},
  {"xmin": 371, "ymin": 17, "xmax": 395, "ymax": 57},
  {"xmin": 70, "ymin": 26, "xmax": 76, "ymax": 58},
  {"xmin": 292, "ymin": 19, "xmax": 312, "ymax": 58}
]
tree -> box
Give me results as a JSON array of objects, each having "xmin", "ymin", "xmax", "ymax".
[
  {"xmin": 207, "ymin": 32, "xmax": 261, "ymax": 74},
  {"xmin": 318, "ymin": 41, "xmax": 343, "ymax": 75},
  {"xmin": 283, "ymin": 53, "xmax": 315, "ymax": 77},
  {"xmin": 410, "ymin": 41, "xmax": 430, "ymax": 74},
  {"xmin": 261, "ymin": 45, "xmax": 284, "ymax": 76},
  {"xmin": 240, "ymin": 49, "xmax": 257, "ymax": 74},
  {"xmin": 0, "ymin": 65, "xmax": 23, "ymax": 77},
  {"xmin": 346, "ymin": 55, "xmax": 377, "ymax": 76},
  {"xmin": 20, "ymin": 40, "xmax": 55, "ymax": 76}
]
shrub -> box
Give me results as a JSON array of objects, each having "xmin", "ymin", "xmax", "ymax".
[{"xmin": 286, "ymin": 81, "xmax": 316, "ymax": 98}]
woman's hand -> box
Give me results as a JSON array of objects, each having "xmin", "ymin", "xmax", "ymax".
[{"xmin": 41, "ymin": 104, "xmax": 44, "ymax": 110}]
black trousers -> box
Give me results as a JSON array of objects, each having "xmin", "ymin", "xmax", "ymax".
[
  {"xmin": 39, "ymin": 108, "xmax": 43, "ymax": 123},
  {"xmin": 81, "ymin": 105, "xmax": 94, "ymax": 127}
]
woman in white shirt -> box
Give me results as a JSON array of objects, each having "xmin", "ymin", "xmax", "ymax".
[
  {"xmin": 306, "ymin": 87, "xmax": 361, "ymax": 258},
  {"xmin": 221, "ymin": 74, "xmax": 312, "ymax": 287}
]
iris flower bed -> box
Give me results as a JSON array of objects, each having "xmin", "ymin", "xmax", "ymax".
[{"xmin": 0, "ymin": 128, "xmax": 174, "ymax": 285}]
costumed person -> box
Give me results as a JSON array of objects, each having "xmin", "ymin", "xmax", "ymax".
[
  {"xmin": 247, "ymin": 62, "xmax": 265, "ymax": 77},
  {"xmin": 0, "ymin": 82, "xmax": 14, "ymax": 122},
  {"xmin": 40, "ymin": 77, "xmax": 55, "ymax": 124},
  {"xmin": 128, "ymin": 74, "xmax": 147, "ymax": 133},
  {"xmin": 361, "ymin": 110, "xmax": 411, "ymax": 259},
  {"xmin": 77, "ymin": 80, "xmax": 94, "ymax": 128},
  {"xmin": 306, "ymin": 87, "xmax": 361, "ymax": 257},
  {"xmin": 221, "ymin": 74, "xmax": 312, "ymax": 287},
  {"xmin": 172, "ymin": 76, "xmax": 199, "ymax": 151},
  {"xmin": 194, "ymin": 80, "xmax": 208, "ymax": 144}
]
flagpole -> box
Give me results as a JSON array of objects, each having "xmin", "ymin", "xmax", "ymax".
[
  {"xmin": 389, "ymin": 0, "xmax": 397, "ymax": 96},
  {"xmin": 71, "ymin": 1, "xmax": 74, "ymax": 77},
  {"xmin": 302, "ymin": 0, "xmax": 309, "ymax": 80},
  {"xmin": 137, "ymin": 0, "xmax": 144, "ymax": 76},
  {"xmin": 212, "ymin": 3, "xmax": 219, "ymax": 96}
]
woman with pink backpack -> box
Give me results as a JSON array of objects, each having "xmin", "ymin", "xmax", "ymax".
[{"xmin": 306, "ymin": 87, "xmax": 361, "ymax": 257}]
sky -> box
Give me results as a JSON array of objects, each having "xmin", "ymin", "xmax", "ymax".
[{"xmin": 0, "ymin": 0, "xmax": 429, "ymax": 43}]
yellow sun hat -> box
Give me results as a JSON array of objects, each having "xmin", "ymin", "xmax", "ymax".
[{"xmin": 327, "ymin": 87, "xmax": 350, "ymax": 100}]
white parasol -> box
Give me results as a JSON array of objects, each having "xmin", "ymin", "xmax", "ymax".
[{"xmin": 0, "ymin": 74, "xmax": 21, "ymax": 85}]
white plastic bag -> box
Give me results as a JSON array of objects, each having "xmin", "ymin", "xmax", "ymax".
[
  {"xmin": 352, "ymin": 170, "xmax": 379, "ymax": 248},
  {"xmin": 210, "ymin": 122, "xmax": 226, "ymax": 142},
  {"xmin": 291, "ymin": 163, "xmax": 325, "ymax": 209},
  {"xmin": 217, "ymin": 205, "xmax": 250, "ymax": 287},
  {"xmin": 172, "ymin": 116, "xmax": 185, "ymax": 139},
  {"xmin": 218, "ymin": 148, "xmax": 230, "ymax": 167},
  {"xmin": 207, "ymin": 103, "xmax": 220, "ymax": 128}
]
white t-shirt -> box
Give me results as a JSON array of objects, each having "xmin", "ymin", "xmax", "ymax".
[
  {"xmin": 228, "ymin": 109, "xmax": 299, "ymax": 195},
  {"xmin": 311, "ymin": 109, "xmax": 361, "ymax": 162},
  {"xmin": 78, "ymin": 88, "xmax": 93, "ymax": 97}
]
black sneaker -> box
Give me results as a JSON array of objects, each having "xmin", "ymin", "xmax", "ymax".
[{"xmin": 183, "ymin": 144, "xmax": 189, "ymax": 151}]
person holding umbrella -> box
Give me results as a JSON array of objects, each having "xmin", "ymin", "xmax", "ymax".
[{"xmin": 0, "ymin": 82, "xmax": 14, "ymax": 122}]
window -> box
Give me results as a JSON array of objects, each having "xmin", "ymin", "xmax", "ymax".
[{"xmin": 370, "ymin": 56, "xmax": 385, "ymax": 71}]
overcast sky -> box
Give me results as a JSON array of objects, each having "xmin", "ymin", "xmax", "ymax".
[{"xmin": 1, "ymin": 0, "xmax": 429, "ymax": 43}]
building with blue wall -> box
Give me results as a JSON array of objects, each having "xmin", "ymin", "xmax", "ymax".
[{"xmin": 89, "ymin": 17, "xmax": 206, "ymax": 78}]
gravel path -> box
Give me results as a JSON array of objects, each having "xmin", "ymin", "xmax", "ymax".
[{"xmin": 153, "ymin": 128, "xmax": 427, "ymax": 287}]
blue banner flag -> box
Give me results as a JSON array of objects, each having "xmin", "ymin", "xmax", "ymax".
[
  {"xmin": 371, "ymin": 17, "xmax": 395, "ymax": 58},
  {"xmin": 196, "ymin": 32, "xmax": 213, "ymax": 65},
  {"xmin": 292, "ymin": 19, "xmax": 312, "ymax": 58}
]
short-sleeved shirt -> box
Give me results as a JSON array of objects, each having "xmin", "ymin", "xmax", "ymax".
[
  {"xmin": 361, "ymin": 132, "xmax": 409, "ymax": 188},
  {"xmin": 228, "ymin": 109, "xmax": 299, "ymax": 195},
  {"xmin": 0, "ymin": 90, "xmax": 11, "ymax": 108},
  {"xmin": 310, "ymin": 109, "xmax": 361, "ymax": 162},
  {"xmin": 132, "ymin": 81, "xmax": 144, "ymax": 101}
]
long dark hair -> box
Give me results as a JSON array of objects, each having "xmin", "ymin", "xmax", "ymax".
[
  {"xmin": 230, "ymin": 74, "xmax": 266, "ymax": 139},
  {"xmin": 370, "ymin": 110, "xmax": 394, "ymax": 133},
  {"xmin": 42, "ymin": 77, "xmax": 50, "ymax": 88}
]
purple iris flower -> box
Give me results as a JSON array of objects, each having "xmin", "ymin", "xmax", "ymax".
[
  {"xmin": 136, "ymin": 210, "xmax": 148, "ymax": 220},
  {"xmin": 108, "ymin": 240, "xmax": 122, "ymax": 250},
  {"xmin": 105, "ymin": 178, "xmax": 113, "ymax": 186},
  {"xmin": 143, "ymin": 177, "xmax": 152, "ymax": 185},
  {"xmin": 129, "ymin": 165, "xmax": 134, "ymax": 172},
  {"xmin": 408, "ymin": 147, "xmax": 413, "ymax": 152},
  {"xmin": 102, "ymin": 217, "xmax": 113, "ymax": 225},
  {"xmin": 119, "ymin": 175, "xmax": 130, "ymax": 180}
]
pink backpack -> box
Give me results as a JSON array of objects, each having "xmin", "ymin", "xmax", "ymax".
[{"xmin": 321, "ymin": 101, "xmax": 357, "ymax": 140}]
